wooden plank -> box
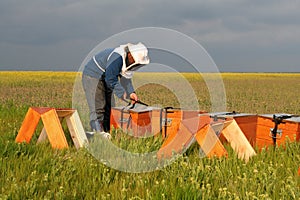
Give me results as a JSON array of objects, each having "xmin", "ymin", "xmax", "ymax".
[
  {"xmin": 41, "ymin": 109, "xmax": 68, "ymax": 149},
  {"xmin": 256, "ymin": 124, "xmax": 277, "ymax": 148},
  {"xmin": 181, "ymin": 115, "xmax": 211, "ymax": 134},
  {"xmin": 297, "ymin": 123, "xmax": 300, "ymax": 141},
  {"xmin": 157, "ymin": 122, "xmax": 194, "ymax": 160},
  {"xmin": 151, "ymin": 109, "xmax": 162, "ymax": 136},
  {"xmin": 36, "ymin": 128, "xmax": 47, "ymax": 143},
  {"xmin": 160, "ymin": 126, "xmax": 178, "ymax": 148},
  {"xmin": 256, "ymin": 138, "xmax": 273, "ymax": 149},
  {"xmin": 161, "ymin": 109, "xmax": 182, "ymax": 138},
  {"xmin": 195, "ymin": 124, "xmax": 227, "ymax": 158},
  {"xmin": 161, "ymin": 115, "xmax": 210, "ymax": 149},
  {"xmin": 221, "ymin": 120, "xmax": 256, "ymax": 162},
  {"xmin": 234, "ymin": 116, "xmax": 257, "ymax": 147},
  {"xmin": 65, "ymin": 110, "xmax": 88, "ymax": 148},
  {"xmin": 56, "ymin": 109, "xmax": 75, "ymax": 118},
  {"xmin": 16, "ymin": 107, "xmax": 90, "ymax": 149},
  {"xmin": 31, "ymin": 107, "xmax": 52, "ymax": 114},
  {"xmin": 110, "ymin": 107, "xmax": 131, "ymax": 131},
  {"xmin": 37, "ymin": 115, "xmax": 65, "ymax": 144},
  {"xmin": 15, "ymin": 107, "xmax": 41, "ymax": 144},
  {"xmin": 130, "ymin": 111, "xmax": 152, "ymax": 137}
]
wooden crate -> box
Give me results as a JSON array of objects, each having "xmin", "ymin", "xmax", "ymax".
[
  {"xmin": 111, "ymin": 107, "xmax": 208, "ymax": 138},
  {"xmin": 161, "ymin": 109, "xmax": 208, "ymax": 138},
  {"xmin": 161, "ymin": 109, "xmax": 182, "ymax": 138},
  {"xmin": 195, "ymin": 122, "xmax": 228, "ymax": 158},
  {"xmin": 110, "ymin": 106, "xmax": 162, "ymax": 137},
  {"xmin": 157, "ymin": 121, "xmax": 195, "ymax": 159},
  {"xmin": 210, "ymin": 112, "xmax": 258, "ymax": 146},
  {"xmin": 211, "ymin": 112, "xmax": 300, "ymax": 149},
  {"xmin": 234, "ymin": 115, "xmax": 257, "ymax": 146},
  {"xmin": 219, "ymin": 119, "xmax": 256, "ymax": 161},
  {"xmin": 158, "ymin": 114, "xmax": 218, "ymax": 160},
  {"xmin": 256, "ymin": 114, "xmax": 300, "ymax": 148}
]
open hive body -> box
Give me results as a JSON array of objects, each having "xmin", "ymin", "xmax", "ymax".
[
  {"xmin": 110, "ymin": 105, "xmax": 162, "ymax": 137},
  {"xmin": 256, "ymin": 114, "xmax": 300, "ymax": 148},
  {"xmin": 210, "ymin": 113, "xmax": 258, "ymax": 148},
  {"xmin": 211, "ymin": 112, "xmax": 300, "ymax": 149}
]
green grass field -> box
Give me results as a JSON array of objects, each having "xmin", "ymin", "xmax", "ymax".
[{"xmin": 1, "ymin": 71, "xmax": 300, "ymax": 199}]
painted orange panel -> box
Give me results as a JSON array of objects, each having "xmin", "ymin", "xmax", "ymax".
[
  {"xmin": 15, "ymin": 107, "xmax": 41, "ymax": 143},
  {"xmin": 157, "ymin": 122, "xmax": 194, "ymax": 160},
  {"xmin": 110, "ymin": 107, "xmax": 131, "ymax": 131},
  {"xmin": 195, "ymin": 124, "xmax": 227, "ymax": 158},
  {"xmin": 256, "ymin": 116, "xmax": 300, "ymax": 149},
  {"xmin": 234, "ymin": 116, "xmax": 258, "ymax": 146},
  {"xmin": 161, "ymin": 109, "xmax": 182, "ymax": 138},
  {"xmin": 161, "ymin": 110, "xmax": 210, "ymax": 138},
  {"xmin": 160, "ymin": 115, "xmax": 211, "ymax": 154},
  {"xmin": 110, "ymin": 107, "xmax": 161, "ymax": 137}
]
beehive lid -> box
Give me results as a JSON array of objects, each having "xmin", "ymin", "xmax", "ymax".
[
  {"xmin": 112, "ymin": 105, "xmax": 161, "ymax": 113},
  {"xmin": 209, "ymin": 112, "xmax": 256, "ymax": 118},
  {"xmin": 259, "ymin": 113, "xmax": 300, "ymax": 123}
]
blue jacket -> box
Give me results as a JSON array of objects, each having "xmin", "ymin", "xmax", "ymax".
[{"xmin": 83, "ymin": 48, "xmax": 134, "ymax": 98}]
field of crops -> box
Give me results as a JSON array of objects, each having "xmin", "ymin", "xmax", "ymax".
[{"xmin": 1, "ymin": 71, "xmax": 300, "ymax": 199}]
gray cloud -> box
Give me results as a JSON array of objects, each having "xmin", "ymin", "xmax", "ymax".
[{"xmin": 0, "ymin": 0, "xmax": 299, "ymax": 71}]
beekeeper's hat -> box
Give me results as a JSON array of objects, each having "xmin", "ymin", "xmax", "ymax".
[{"xmin": 128, "ymin": 42, "xmax": 150, "ymax": 65}]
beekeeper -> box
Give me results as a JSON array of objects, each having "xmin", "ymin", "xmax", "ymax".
[{"xmin": 82, "ymin": 42, "xmax": 150, "ymax": 138}]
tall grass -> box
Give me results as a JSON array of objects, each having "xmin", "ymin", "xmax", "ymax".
[{"xmin": 0, "ymin": 71, "xmax": 300, "ymax": 199}]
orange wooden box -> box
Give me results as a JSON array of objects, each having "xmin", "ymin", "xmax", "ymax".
[
  {"xmin": 111, "ymin": 107, "xmax": 208, "ymax": 138},
  {"xmin": 161, "ymin": 109, "xmax": 182, "ymax": 138},
  {"xmin": 210, "ymin": 112, "xmax": 258, "ymax": 146},
  {"xmin": 256, "ymin": 114, "xmax": 300, "ymax": 148},
  {"xmin": 161, "ymin": 109, "xmax": 208, "ymax": 138},
  {"xmin": 110, "ymin": 106, "xmax": 162, "ymax": 137},
  {"xmin": 210, "ymin": 112, "xmax": 300, "ymax": 149}
]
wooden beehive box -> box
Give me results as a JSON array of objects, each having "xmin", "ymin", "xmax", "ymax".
[
  {"xmin": 157, "ymin": 113, "xmax": 215, "ymax": 160},
  {"xmin": 256, "ymin": 114, "xmax": 300, "ymax": 148},
  {"xmin": 210, "ymin": 112, "xmax": 300, "ymax": 149},
  {"xmin": 161, "ymin": 109, "xmax": 207, "ymax": 138},
  {"xmin": 211, "ymin": 112, "xmax": 257, "ymax": 146},
  {"xmin": 161, "ymin": 108, "xmax": 182, "ymax": 138},
  {"xmin": 234, "ymin": 115, "xmax": 258, "ymax": 146},
  {"xmin": 110, "ymin": 106, "xmax": 162, "ymax": 137},
  {"xmin": 210, "ymin": 112, "xmax": 258, "ymax": 146}
]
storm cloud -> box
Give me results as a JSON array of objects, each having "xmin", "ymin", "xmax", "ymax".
[{"xmin": 0, "ymin": 0, "xmax": 299, "ymax": 72}]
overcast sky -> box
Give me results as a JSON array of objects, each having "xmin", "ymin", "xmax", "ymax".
[{"xmin": 0, "ymin": 0, "xmax": 299, "ymax": 72}]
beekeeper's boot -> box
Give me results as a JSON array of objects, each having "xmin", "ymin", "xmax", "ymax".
[
  {"xmin": 86, "ymin": 120, "xmax": 111, "ymax": 140},
  {"xmin": 92, "ymin": 119, "xmax": 111, "ymax": 139}
]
